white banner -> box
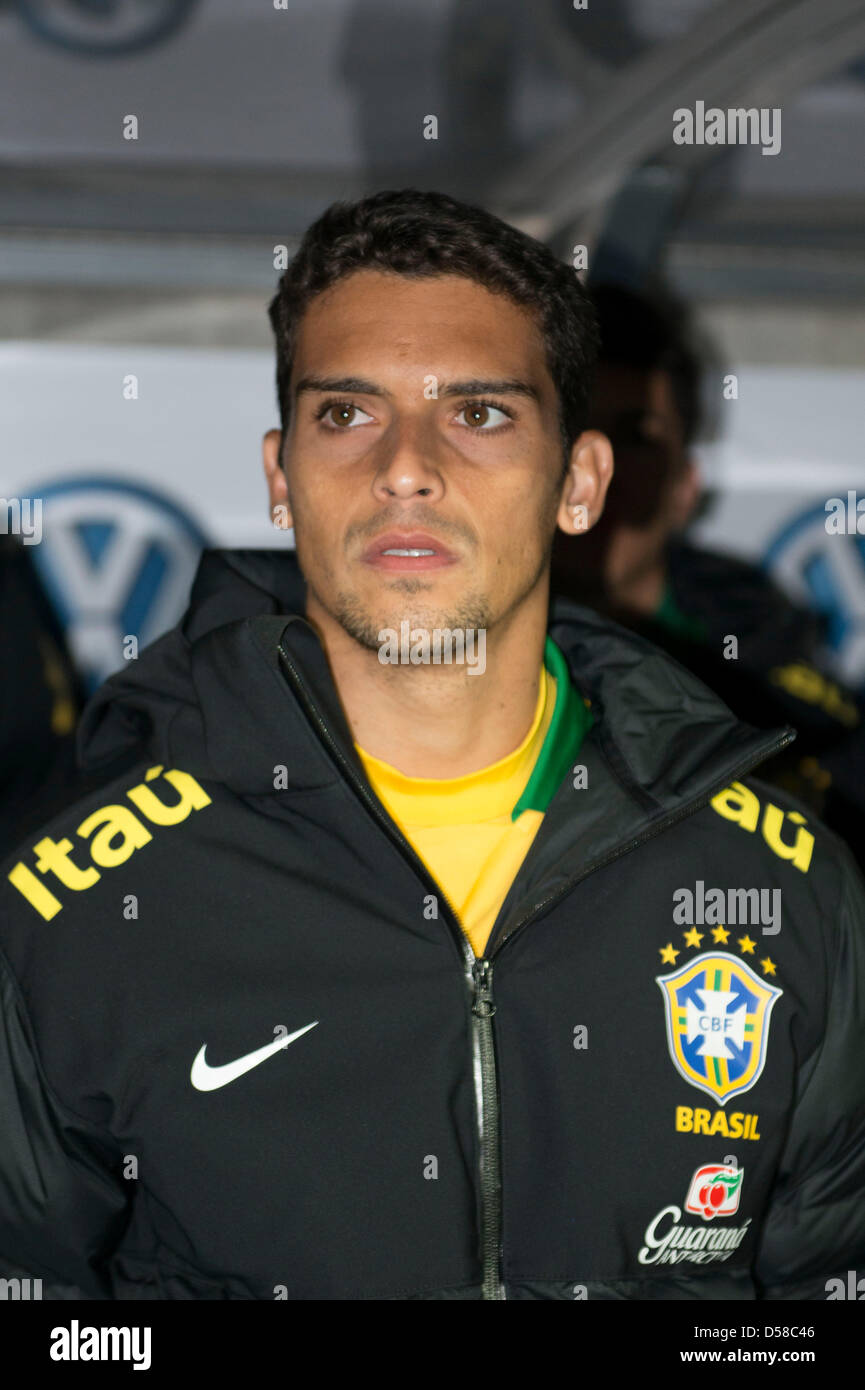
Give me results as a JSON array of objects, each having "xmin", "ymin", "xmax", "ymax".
[{"xmin": 2, "ymin": 347, "xmax": 865, "ymax": 688}]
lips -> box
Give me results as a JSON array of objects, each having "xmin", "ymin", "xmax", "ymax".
[{"xmin": 360, "ymin": 530, "xmax": 459, "ymax": 571}]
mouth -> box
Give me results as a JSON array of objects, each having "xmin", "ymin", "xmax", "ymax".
[{"xmin": 360, "ymin": 530, "xmax": 460, "ymax": 572}]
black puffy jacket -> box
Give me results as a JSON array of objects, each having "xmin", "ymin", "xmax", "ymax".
[{"xmin": 1, "ymin": 548, "xmax": 864, "ymax": 1300}]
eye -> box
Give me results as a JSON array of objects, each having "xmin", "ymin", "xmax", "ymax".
[
  {"xmin": 454, "ymin": 401, "xmax": 512, "ymax": 431},
  {"xmin": 318, "ymin": 401, "xmax": 375, "ymax": 429}
]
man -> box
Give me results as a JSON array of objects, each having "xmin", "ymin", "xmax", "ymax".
[
  {"xmin": 550, "ymin": 282, "xmax": 825, "ymax": 663},
  {"xmin": 551, "ymin": 282, "xmax": 865, "ymax": 858},
  {"xmin": 1, "ymin": 190, "xmax": 863, "ymax": 1300}
]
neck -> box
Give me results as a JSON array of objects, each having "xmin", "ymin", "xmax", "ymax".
[
  {"xmin": 608, "ymin": 557, "xmax": 668, "ymax": 617},
  {"xmin": 306, "ymin": 583, "xmax": 550, "ymax": 779}
]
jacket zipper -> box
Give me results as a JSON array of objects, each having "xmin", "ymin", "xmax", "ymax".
[
  {"xmin": 465, "ymin": 727, "xmax": 794, "ymax": 1302},
  {"xmin": 471, "ymin": 956, "xmax": 504, "ymax": 1299},
  {"xmin": 277, "ymin": 644, "xmax": 508, "ymax": 1296},
  {"xmin": 277, "ymin": 642, "xmax": 793, "ymax": 1300}
]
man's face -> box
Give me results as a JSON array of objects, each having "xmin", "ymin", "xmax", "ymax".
[
  {"xmin": 272, "ymin": 269, "xmax": 573, "ymax": 651},
  {"xmin": 590, "ymin": 361, "xmax": 686, "ymax": 467}
]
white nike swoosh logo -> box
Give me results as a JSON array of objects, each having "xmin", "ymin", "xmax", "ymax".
[{"xmin": 190, "ymin": 1022, "xmax": 318, "ymax": 1092}]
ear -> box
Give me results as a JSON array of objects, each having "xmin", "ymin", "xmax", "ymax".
[
  {"xmin": 556, "ymin": 430, "xmax": 615, "ymax": 536},
  {"xmin": 669, "ymin": 457, "xmax": 701, "ymax": 529},
  {"xmin": 262, "ymin": 428, "xmax": 293, "ymax": 531}
]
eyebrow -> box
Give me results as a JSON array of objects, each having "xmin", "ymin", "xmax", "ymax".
[{"xmin": 294, "ymin": 374, "xmax": 540, "ymax": 403}]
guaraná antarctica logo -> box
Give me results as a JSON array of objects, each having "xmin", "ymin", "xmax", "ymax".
[{"xmin": 639, "ymin": 1162, "xmax": 750, "ymax": 1267}]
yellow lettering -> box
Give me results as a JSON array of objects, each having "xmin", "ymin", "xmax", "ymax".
[
  {"xmin": 761, "ymin": 805, "xmax": 815, "ymax": 873},
  {"xmin": 710, "ymin": 781, "xmax": 760, "ymax": 832},
  {"xmin": 672, "ymin": 1108, "xmax": 759, "ymax": 1138},
  {"xmin": 771, "ymin": 664, "xmax": 859, "ymax": 727},
  {"xmin": 34, "ymin": 836, "xmax": 99, "ymax": 891},
  {"xmin": 77, "ymin": 805, "xmax": 152, "ymax": 868},
  {"xmin": 8, "ymin": 769, "xmax": 213, "ymax": 920},
  {"xmin": 769, "ymin": 662, "xmax": 823, "ymax": 705},
  {"xmin": 126, "ymin": 767, "xmax": 212, "ymax": 826},
  {"xmin": 7, "ymin": 862, "xmax": 63, "ymax": 920}
]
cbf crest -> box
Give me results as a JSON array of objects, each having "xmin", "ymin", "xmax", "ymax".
[{"xmin": 656, "ymin": 952, "xmax": 782, "ymax": 1104}]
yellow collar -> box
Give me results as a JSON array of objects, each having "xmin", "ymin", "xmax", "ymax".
[{"xmin": 355, "ymin": 665, "xmax": 555, "ymax": 827}]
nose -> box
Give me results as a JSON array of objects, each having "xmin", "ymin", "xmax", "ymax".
[{"xmin": 371, "ymin": 418, "xmax": 445, "ymax": 504}]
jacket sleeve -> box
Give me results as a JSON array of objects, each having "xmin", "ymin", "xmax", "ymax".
[
  {"xmin": 754, "ymin": 841, "xmax": 865, "ymax": 1298},
  {"xmin": 0, "ymin": 947, "xmax": 131, "ymax": 1298}
]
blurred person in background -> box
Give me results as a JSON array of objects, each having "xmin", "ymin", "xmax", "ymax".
[
  {"xmin": 0, "ymin": 533, "xmax": 84, "ymax": 855},
  {"xmin": 551, "ymin": 282, "xmax": 865, "ymax": 862}
]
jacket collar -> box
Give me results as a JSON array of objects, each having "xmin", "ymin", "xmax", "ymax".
[{"xmin": 79, "ymin": 548, "xmax": 794, "ymax": 822}]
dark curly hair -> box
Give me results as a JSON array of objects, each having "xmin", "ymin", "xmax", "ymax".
[
  {"xmin": 589, "ymin": 283, "xmax": 705, "ymax": 448},
  {"xmin": 267, "ymin": 189, "xmax": 599, "ymax": 471}
]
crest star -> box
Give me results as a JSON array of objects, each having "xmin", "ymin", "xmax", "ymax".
[
  {"xmin": 659, "ymin": 942, "xmax": 680, "ymax": 964},
  {"xmin": 738, "ymin": 934, "xmax": 756, "ymax": 954},
  {"xmin": 683, "ymin": 927, "xmax": 704, "ymax": 948},
  {"xmin": 711, "ymin": 924, "xmax": 730, "ymax": 944},
  {"xmin": 761, "ymin": 956, "xmax": 777, "ymax": 976}
]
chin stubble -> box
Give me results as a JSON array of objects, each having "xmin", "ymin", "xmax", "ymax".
[{"xmin": 333, "ymin": 584, "xmax": 494, "ymax": 655}]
